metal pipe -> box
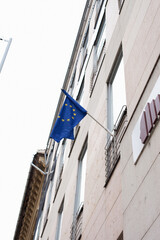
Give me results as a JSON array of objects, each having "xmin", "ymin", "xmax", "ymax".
[
  {"xmin": 0, "ymin": 38, "xmax": 12, "ymax": 73},
  {"xmin": 31, "ymin": 163, "xmax": 48, "ymax": 175},
  {"xmin": 87, "ymin": 112, "xmax": 113, "ymax": 136}
]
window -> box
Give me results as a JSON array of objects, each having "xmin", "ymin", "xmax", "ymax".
[
  {"xmin": 91, "ymin": 12, "xmax": 106, "ymax": 93},
  {"xmin": 78, "ymin": 27, "xmax": 89, "ymax": 81},
  {"xmin": 69, "ymin": 79, "xmax": 85, "ymax": 155},
  {"xmin": 45, "ymin": 155, "xmax": 57, "ymax": 211},
  {"xmin": 74, "ymin": 143, "xmax": 87, "ymax": 215},
  {"xmin": 69, "ymin": 69, "xmax": 76, "ymax": 96},
  {"xmin": 76, "ymin": 78, "xmax": 84, "ymax": 106},
  {"xmin": 70, "ymin": 140, "xmax": 87, "ymax": 240},
  {"xmin": 83, "ymin": 27, "xmax": 89, "ymax": 48},
  {"xmin": 33, "ymin": 215, "xmax": 42, "ymax": 240},
  {"xmin": 54, "ymin": 141, "xmax": 66, "ymax": 201},
  {"xmin": 59, "ymin": 139, "xmax": 66, "ymax": 173},
  {"xmin": 95, "ymin": 0, "xmax": 104, "ymax": 27},
  {"xmin": 55, "ymin": 199, "xmax": 64, "ymax": 240},
  {"xmin": 107, "ymin": 47, "xmax": 126, "ymax": 132},
  {"xmin": 95, "ymin": 12, "xmax": 106, "ymax": 62},
  {"xmin": 105, "ymin": 47, "xmax": 127, "ymax": 187}
]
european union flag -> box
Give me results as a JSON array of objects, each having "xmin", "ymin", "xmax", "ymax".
[{"xmin": 50, "ymin": 89, "xmax": 87, "ymax": 142}]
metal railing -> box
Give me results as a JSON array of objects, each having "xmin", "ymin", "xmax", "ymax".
[
  {"xmin": 105, "ymin": 106, "xmax": 127, "ymax": 186},
  {"xmin": 70, "ymin": 203, "xmax": 83, "ymax": 240}
]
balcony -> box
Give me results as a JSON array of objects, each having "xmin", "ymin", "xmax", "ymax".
[
  {"xmin": 104, "ymin": 106, "xmax": 127, "ymax": 187},
  {"xmin": 70, "ymin": 203, "xmax": 83, "ymax": 240}
]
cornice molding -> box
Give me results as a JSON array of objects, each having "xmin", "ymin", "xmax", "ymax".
[{"xmin": 14, "ymin": 151, "xmax": 46, "ymax": 240}]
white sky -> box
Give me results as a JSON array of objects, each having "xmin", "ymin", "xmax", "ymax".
[{"xmin": 0, "ymin": 1, "xmax": 86, "ymax": 239}]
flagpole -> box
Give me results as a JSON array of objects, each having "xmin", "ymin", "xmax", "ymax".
[
  {"xmin": 31, "ymin": 163, "xmax": 48, "ymax": 175},
  {"xmin": 87, "ymin": 112, "xmax": 113, "ymax": 137},
  {"xmin": 0, "ymin": 37, "xmax": 12, "ymax": 73}
]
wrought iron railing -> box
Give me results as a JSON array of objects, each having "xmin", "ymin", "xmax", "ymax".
[
  {"xmin": 70, "ymin": 203, "xmax": 83, "ymax": 240},
  {"xmin": 105, "ymin": 106, "xmax": 127, "ymax": 186}
]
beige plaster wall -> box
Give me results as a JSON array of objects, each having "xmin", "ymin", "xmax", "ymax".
[{"xmin": 40, "ymin": 0, "xmax": 160, "ymax": 239}]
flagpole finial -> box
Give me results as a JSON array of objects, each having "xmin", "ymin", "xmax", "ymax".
[{"xmin": 0, "ymin": 37, "xmax": 11, "ymax": 42}]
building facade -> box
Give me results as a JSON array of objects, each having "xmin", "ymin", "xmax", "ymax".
[
  {"xmin": 31, "ymin": 0, "xmax": 160, "ymax": 239},
  {"xmin": 14, "ymin": 150, "xmax": 46, "ymax": 240}
]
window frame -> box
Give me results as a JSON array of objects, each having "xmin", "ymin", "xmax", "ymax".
[
  {"xmin": 105, "ymin": 46, "xmax": 127, "ymax": 187},
  {"xmin": 94, "ymin": 0, "xmax": 105, "ymax": 29},
  {"xmin": 90, "ymin": 11, "xmax": 106, "ymax": 95},
  {"xmin": 74, "ymin": 138, "xmax": 88, "ymax": 217},
  {"xmin": 55, "ymin": 198, "xmax": 64, "ymax": 240},
  {"xmin": 94, "ymin": 11, "xmax": 106, "ymax": 63},
  {"xmin": 76, "ymin": 77, "xmax": 84, "ymax": 105},
  {"xmin": 107, "ymin": 46, "xmax": 126, "ymax": 132},
  {"xmin": 59, "ymin": 139, "xmax": 66, "ymax": 172},
  {"xmin": 70, "ymin": 138, "xmax": 88, "ymax": 240}
]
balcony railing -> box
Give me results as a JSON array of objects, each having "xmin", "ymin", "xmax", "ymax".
[
  {"xmin": 104, "ymin": 106, "xmax": 127, "ymax": 187},
  {"xmin": 70, "ymin": 203, "xmax": 83, "ymax": 240}
]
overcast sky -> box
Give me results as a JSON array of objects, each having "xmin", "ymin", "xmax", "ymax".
[{"xmin": 0, "ymin": 0, "xmax": 86, "ymax": 239}]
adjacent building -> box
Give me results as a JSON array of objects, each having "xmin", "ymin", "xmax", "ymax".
[
  {"xmin": 14, "ymin": 150, "xmax": 46, "ymax": 240},
  {"xmin": 16, "ymin": 0, "xmax": 160, "ymax": 239}
]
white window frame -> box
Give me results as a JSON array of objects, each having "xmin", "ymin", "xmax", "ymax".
[
  {"xmin": 94, "ymin": 12, "xmax": 106, "ymax": 64},
  {"xmin": 107, "ymin": 47, "xmax": 126, "ymax": 132},
  {"xmin": 74, "ymin": 141, "xmax": 87, "ymax": 217}
]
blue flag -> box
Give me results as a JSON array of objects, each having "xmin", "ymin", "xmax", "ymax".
[{"xmin": 50, "ymin": 89, "xmax": 87, "ymax": 142}]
